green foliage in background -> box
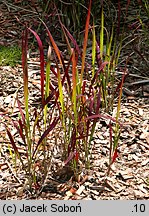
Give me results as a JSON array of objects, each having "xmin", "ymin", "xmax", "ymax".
[{"xmin": 0, "ymin": 45, "xmax": 21, "ymax": 67}]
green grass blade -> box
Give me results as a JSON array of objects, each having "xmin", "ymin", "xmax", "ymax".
[
  {"xmin": 72, "ymin": 50, "xmax": 77, "ymax": 126},
  {"xmin": 92, "ymin": 22, "xmax": 96, "ymax": 78},
  {"xmin": 100, "ymin": 5, "xmax": 104, "ymax": 60}
]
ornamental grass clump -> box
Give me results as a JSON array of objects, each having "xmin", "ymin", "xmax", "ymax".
[
  {"xmin": 4, "ymin": 27, "xmax": 60, "ymax": 192},
  {"xmin": 39, "ymin": 0, "xmax": 125, "ymax": 175},
  {"xmin": 5, "ymin": 0, "xmax": 127, "ymax": 191}
]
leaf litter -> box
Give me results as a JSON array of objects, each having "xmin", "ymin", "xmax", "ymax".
[{"xmin": 0, "ymin": 62, "xmax": 149, "ymax": 200}]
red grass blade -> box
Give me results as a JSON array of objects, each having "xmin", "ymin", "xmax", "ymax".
[
  {"xmin": 6, "ymin": 126, "xmax": 20, "ymax": 157},
  {"xmin": 40, "ymin": 20, "xmax": 64, "ymax": 69},
  {"xmin": 32, "ymin": 117, "xmax": 60, "ymax": 158},
  {"xmin": 109, "ymin": 121, "xmax": 113, "ymax": 163},
  {"xmin": 80, "ymin": 0, "xmax": 92, "ymax": 84},
  {"xmin": 17, "ymin": 98, "xmax": 25, "ymax": 125},
  {"xmin": 28, "ymin": 28, "xmax": 45, "ymax": 105},
  {"xmin": 61, "ymin": 55, "xmax": 72, "ymax": 91},
  {"xmin": 64, "ymin": 151, "xmax": 76, "ymax": 165},
  {"xmin": 96, "ymin": 41, "xmax": 102, "ymax": 68},
  {"xmin": 13, "ymin": 120, "xmax": 26, "ymax": 145},
  {"xmin": 91, "ymin": 61, "xmax": 109, "ymax": 84},
  {"xmin": 62, "ymin": 25, "xmax": 81, "ymax": 55},
  {"xmin": 95, "ymin": 89, "xmax": 101, "ymax": 115},
  {"xmin": 85, "ymin": 114, "xmax": 122, "ymax": 126},
  {"xmin": 112, "ymin": 148, "xmax": 118, "ymax": 163}
]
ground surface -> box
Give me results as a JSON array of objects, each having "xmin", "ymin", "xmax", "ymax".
[
  {"xmin": 0, "ymin": 0, "xmax": 149, "ymax": 200},
  {"xmin": 0, "ymin": 63, "xmax": 149, "ymax": 200}
]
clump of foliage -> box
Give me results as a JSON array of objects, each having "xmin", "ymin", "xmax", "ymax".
[
  {"xmin": 4, "ymin": 0, "xmax": 132, "ymax": 193},
  {"xmin": 0, "ymin": 45, "xmax": 21, "ymax": 67}
]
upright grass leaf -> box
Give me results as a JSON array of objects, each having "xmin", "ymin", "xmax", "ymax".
[
  {"xmin": 17, "ymin": 99, "xmax": 25, "ymax": 125},
  {"xmin": 45, "ymin": 45, "xmax": 51, "ymax": 100},
  {"xmin": 57, "ymin": 12, "xmax": 73, "ymax": 55},
  {"xmin": 22, "ymin": 29, "xmax": 29, "ymax": 127},
  {"xmin": 61, "ymin": 56, "xmax": 72, "ymax": 91},
  {"xmin": 106, "ymin": 26, "xmax": 114, "ymax": 76},
  {"xmin": 112, "ymin": 149, "xmax": 118, "ymax": 163},
  {"xmin": 89, "ymin": 88, "xmax": 101, "ymax": 144},
  {"xmin": 92, "ymin": 22, "xmax": 96, "ymax": 78},
  {"xmin": 96, "ymin": 41, "xmax": 102, "ymax": 69},
  {"xmin": 72, "ymin": 49, "xmax": 77, "ymax": 126},
  {"xmin": 22, "ymin": 28, "xmax": 31, "ymax": 161},
  {"xmin": 62, "ymin": 24, "xmax": 81, "ymax": 56},
  {"xmin": 40, "ymin": 19, "xmax": 64, "ymax": 69},
  {"xmin": 80, "ymin": 0, "xmax": 92, "ymax": 85},
  {"xmin": 44, "ymin": 46, "xmax": 51, "ymax": 128},
  {"xmin": 91, "ymin": 61, "xmax": 109, "ymax": 85},
  {"xmin": 100, "ymin": 5, "xmax": 104, "ymax": 60},
  {"xmin": 109, "ymin": 121, "xmax": 113, "ymax": 164},
  {"xmin": 57, "ymin": 63, "xmax": 65, "ymax": 126},
  {"xmin": 112, "ymin": 69, "xmax": 126, "ymax": 168},
  {"xmin": 116, "ymin": 70, "xmax": 126, "ymax": 122},
  {"xmin": 28, "ymin": 28, "xmax": 45, "ymax": 106}
]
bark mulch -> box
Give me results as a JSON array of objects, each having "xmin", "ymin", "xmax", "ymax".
[{"xmin": 0, "ymin": 62, "xmax": 149, "ymax": 200}]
